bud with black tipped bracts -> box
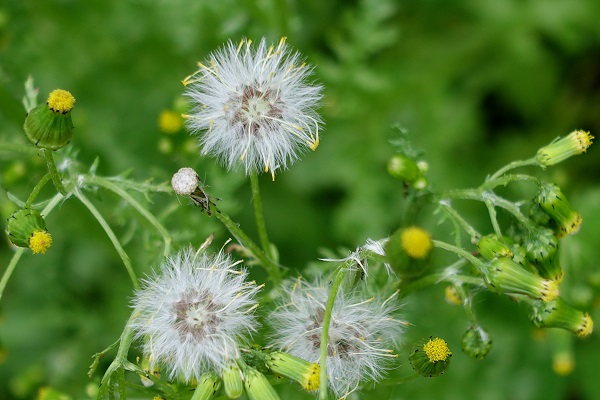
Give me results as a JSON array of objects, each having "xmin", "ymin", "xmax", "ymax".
[
  {"xmin": 509, "ymin": 244, "xmax": 529, "ymax": 268},
  {"xmin": 388, "ymin": 154, "xmax": 419, "ymax": 182},
  {"xmin": 461, "ymin": 325, "xmax": 492, "ymax": 359},
  {"xmin": 244, "ymin": 366, "xmax": 281, "ymax": 400},
  {"xmin": 266, "ymin": 351, "xmax": 320, "ymax": 392},
  {"xmin": 529, "ymin": 297, "xmax": 593, "ymax": 337},
  {"xmin": 24, "ymin": 89, "xmax": 75, "ymax": 150},
  {"xmin": 409, "ymin": 337, "xmax": 452, "ymax": 377},
  {"xmin": 536, "ymin": 130, "xmax": 594, "ymax": 167},
  {"xmin": 536, "ymin": 183, "xmax": 582, "ymax": 239},
  {"xmin": 222, "ymin": 362, "xmax": 243, "ymax": 399},
  {"xmin": 191, "ymin": 371, "xmax": 221, "ymax": 400},
  {"xmin": 483, "ymin": 258, "xmax": 559, "ymax": 302},
  {"xmin": 385, "ymin": 226, "xmax": 432, "ymax": 277},
  {"xmin": 6, "ymin": 208, "xmax": 52, "ymax": 254},
  {"xmin": 524, "ymin": 228, "xmax": 558, "ymax": 266},
  {"xmin": 477, "ymin": 234, "xmax": 512, "ymax": 260},
  {"xmin": 533, "ymin": 253, "xmax": 564, "ymax": 283}
]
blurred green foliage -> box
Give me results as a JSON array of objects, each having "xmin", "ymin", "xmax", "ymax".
[{"xmin": 1, "ymin": 0, "xmax": 599, "ymax": 399}]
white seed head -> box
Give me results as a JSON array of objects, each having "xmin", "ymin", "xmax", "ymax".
[
  {"xmin": 171, "ymin": 167, "xmax": 200, "ymax": 195},
  {"xmin": 183, "ymin": 37, "xmax": 323, "ymax": 178},
  {"xmin": 269, "ymin": 279, "xmax": 405, "ymax": 398},
  {"xmin": 130, "ymin": 247, "xmax": 260, "ymax": 383}
]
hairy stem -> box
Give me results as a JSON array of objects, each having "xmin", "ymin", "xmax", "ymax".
[
  {"xmin": 25, "ymin": 173, "xmax": 52, "ymax": 208},
  {"xmin": 488, "ymin": 157, "xmax": 538, "ymax": 181}
]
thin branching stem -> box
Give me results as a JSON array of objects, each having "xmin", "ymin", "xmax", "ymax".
[
  {"xmin": 75, "ymin": 190, "xmax": 139, "ymax": 289},
  {"xmin": 43, "ymin": 148, "xmax": 67, "ymax": 195},
  {"xmin": 84, "ymin": 175, "xmax": 172, "ymax": 258}
]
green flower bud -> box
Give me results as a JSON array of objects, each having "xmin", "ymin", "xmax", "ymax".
[
  {"xmin": 461, "ymin": 326, "xmax": 492, "ymax": 359},
  {"xmin": 24, "ymin": 89, "xmax": 75, "ymax": 150},
  {"xmin": 529, "ymin": 297, "xmax": 593, "ymax": 337},
  {"xmin": 477, "ymin": 234, "xmax": 512, "ymax": 260},
  {"xmin": 533, "ymin": 253, "xmax": 564, "ymax": 283},
  {"xmin": 409, "ymin": 337, "xmax": 452, "ymax": 377},
  {"xmin": 244, "ymin": 367, "xmax": 281, "ymax": 400},
  {"xmin": 191, "ymin": 371, "xmax": 221, "ymax": 400},
  {"xmin": 6, "ymin": 208, "xmax": 52, "ymax": 254},
  {"xmin": 484, "ymin": 258, "xmax": 559, "ymax": 302},
  {"xmin": 222, "ymin": 363, "xmax": 244, "ymax": 399},
  {"xmin": 536, "ymin": 183, "xmax": 582, "ymax": 239},
  {"xmin": 509, "ymin": 244, "xmax": 529, "ymax": 268},
  {"xmin": 536, "ymin": 130, "xmax": 594, "ymax": 167},
  {"xmin": 266, "ymin": 351, "xmax": 320, "ymax": 392},
  {"xmin": 385, "ymin": 226, "xmax": 432, "ymax": 278},
  {"xmin": 387, "ymin": 154, "xmax": 419, "ymax": 182},
  {"xmin": 524, "ymin": 228, "xmax": 558, "ymax": 265}
]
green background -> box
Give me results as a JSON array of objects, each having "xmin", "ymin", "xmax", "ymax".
[{"xmin": 1, "ymin": 0, "xmax": 599, "ymax": 399}]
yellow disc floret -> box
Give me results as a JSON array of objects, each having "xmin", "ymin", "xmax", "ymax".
[
  {"xmin": 28, "ymin": 230, "xmax": 52, "ymax": 254},
  {"xmin": 47, "ymin": 89, "xmax": 75, "ymax": 114},
  {"xmin": 577, "ymin": 313, "xmax": 593, "ymax": 337},
  {"xmin": 158, "ymin": 110, "xmax": 183, "ymax": 134},
  {"xmin": 303, "ymin": 363, "xmax": 320, "ymax": 391},
  {"xmin": 401, "ymin": 226, "xmax": 433, "ymax": 259},
  {"xmin": 424, "ymin": 337, "xmax": 451, "ymax": 363}
]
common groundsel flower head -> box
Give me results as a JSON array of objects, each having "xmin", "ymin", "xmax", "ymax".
[
  {"xmin": 130, "ymin": 247, "xmax": 261, "ymax": 383},
  {"xmin": 183, "ymin": 37, "xmax": 323, "ymax": 179},
  {"xmin": 269, "ymin": 278, "xmax": 406, "ymax": 399}
]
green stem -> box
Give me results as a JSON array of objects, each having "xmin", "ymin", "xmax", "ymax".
[
  {"xmin": 0, "ymin": 193, "xmax": 64, "ymax": 302},
  {"xmin": 250, "ymin": 173, "xmax": 272, "ymax": 257},
  {"xmin": 481, "ymin": 174, "xmax": 539, "ymax": 191},
  {"xmin": 43, "ymin": 148, "xmax": 67, "ymax": 195},
  {"xmin": 25, "ymin": 173, "xmax": 52, "ymax": 208},
  {"xmin": 75, "ymin": 190, "xmax": 139, "ymax": 289},
  {"xmin": 213, "ymin": 206, "xmax": 282, "ymax": 285},
  {"xmin": 399, "ymin": 270, "xmax": 485, "ymax": 298},
  {"xmin": 432, "ymin": 239, "xmax": 487, "ymax": 272},
  {"xmin": 84, "ymin": 175, "xmax": 172, "ymax": 258},
  {"xmin": 488, "ymin": 157, "xmax": 538, "ymax": 181},
  {"xmin": 439, "ymin": 200, "xmax": 480, "ymax": 241},
  {"xmin": 318, "ymin": 266, "xmax": 347, "ymax": 400},
  {"xmin": 483, "ymin": 198, "xmax": 503, "ymax": 238}
]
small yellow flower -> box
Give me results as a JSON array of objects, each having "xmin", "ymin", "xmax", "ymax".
[
  {"xmin": 47, "ymin": 89, "xmax": 76, "ymax": 114},
  {"xmin": 29, "ymin": 230, "xmax": 52, "ymax": 254},
  {"xmin": 552, "ymin": 353, "xmax": 574, "ymax": 376},
  {"xmin": 444, "ymin": 285, "xmax": 462, "ymax": 305},
  {"xmin": 400, "ymin": 226, "xmax": 432, "ymax": 259},
  {"xmin": 423, "ymin": 337, "xmax": 452, "ymax": 362},
  {"xmin": 158, "ymin": 109, "xmax": 183, "ymax": 134}
]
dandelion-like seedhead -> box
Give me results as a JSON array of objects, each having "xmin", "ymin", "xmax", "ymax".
[
  {"xmin": 183, "ymin": 37, "xmax": 323, "ymax": 179},
  {"xmin": 130, "ymin": 247, "xmax": 260, "ymax": 383},
  {"xmin": 269, "ymin": 279, "xmax": 405, "ymax": 398}
]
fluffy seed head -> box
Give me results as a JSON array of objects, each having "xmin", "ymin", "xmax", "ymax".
[
  {"xmin": 130, "ymin": 247, "xmax": 261, "ymax": 383},
  {"xmin": 183, "ymin": 37, "xmax": 323, "ymax": 179},
  {"xmin": 269, "ymin": 278, "xmax": 405, "ymax": 398}
]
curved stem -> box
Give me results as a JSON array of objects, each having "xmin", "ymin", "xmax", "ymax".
[
  {"xmin": 432, "ymin": 239, "xmax": 487, "ymax": 273},
  {"xmin": 84, "ymin": 175, "xmax": 172, "ymax": 258},
  {"xmin": 0, "ymin": 193, "xmax": 64, "ymax": 303},
  {"xmin": 213, "ymin": 206, "xmax": 282, "ymax": 285},
  {"xmin": 399, "ymin": 271, "xmax": 485, "ymax": 298},
  {"xmin": 439, "ymin": 200, "xmax": 480, "ymax": 241},
  {"xmin": 250, "ymin": 173, "xmax": 272, "ymax": 257},
  {"xmin": 481, "ymin": 174, "xmax": 539, "ymax": 191},
  {"xmin": 75, "ymin": 190, "xmax": 139, "ymax": 289},
  {"xmin": 318, "ymin": 266, "xmax": 347, "ymax": 400},
  {"xmin": 43, "ymin": 149, "xmax": 67, "ymax": 195},
  {"xmin": 25, "ymin": 173, "xmax": 52, "ymax": 208},
  {"xmin": 488, "ymin": 157, "xmax": 538, "ymax": 181}
]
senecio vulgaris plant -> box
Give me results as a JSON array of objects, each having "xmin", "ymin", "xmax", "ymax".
[{"xmin": 0, "ymin": 37, "xmax": 595, "ymax": 400}]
